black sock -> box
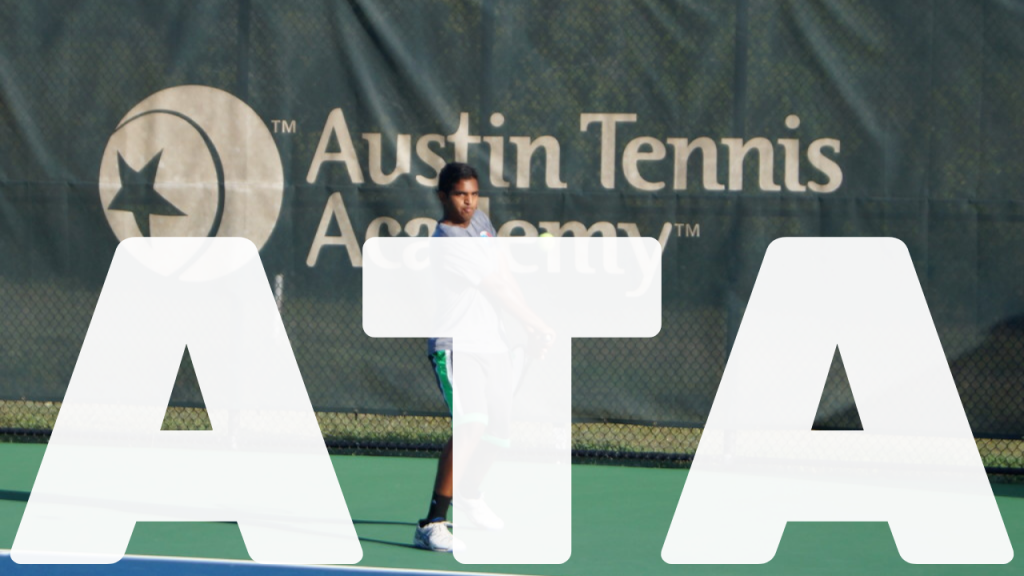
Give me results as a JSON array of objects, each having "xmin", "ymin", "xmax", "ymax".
[{"xmin": 420, "ymin": 492, "xmax": 451, "ymax": 526}]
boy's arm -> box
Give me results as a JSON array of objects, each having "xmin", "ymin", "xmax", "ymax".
[{"xmin": 480, "ymin": 253, "xmax": 556, "ymax": 357}]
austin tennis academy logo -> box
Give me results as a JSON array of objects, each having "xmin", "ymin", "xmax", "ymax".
[{"xmin": 98, "ymin": 85, "xmax": 284, "ymax": 249}]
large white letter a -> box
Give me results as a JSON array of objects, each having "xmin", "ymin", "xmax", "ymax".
[
  {"xmin": 12, "ymin": 238, "xmax": 361, "ymax": 565},
  {"xmin": 663, "ymin": 238, "xmax": 1012, "ymax": 564}
]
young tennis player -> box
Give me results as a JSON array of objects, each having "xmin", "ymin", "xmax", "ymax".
[{"xmin": 414, "ymin": 162, "xmax": 554, "ymax": 552}]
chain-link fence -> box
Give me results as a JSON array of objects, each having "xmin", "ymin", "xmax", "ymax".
[
  {"xmin": 2, "ymin": 1, "xmax": 1024, "ymax": 474},
  {"xmin": 2, "ymin": 273, "xmax": 1023, "ymax": 473}
]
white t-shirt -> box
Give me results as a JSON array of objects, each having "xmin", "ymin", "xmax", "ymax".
[{"xmin": 427, "ymin": 210, "xmax": 506, "ymax": 354}]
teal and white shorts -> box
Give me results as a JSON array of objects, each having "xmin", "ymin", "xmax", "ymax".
[{"xmin": 429, "ymin": 350, "xmax": 512, "ymax": 448}]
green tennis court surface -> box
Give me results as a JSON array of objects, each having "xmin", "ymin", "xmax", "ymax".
[{"xmin": 1, "ymin": 442, "xmax": 1021, "ymax": 575}]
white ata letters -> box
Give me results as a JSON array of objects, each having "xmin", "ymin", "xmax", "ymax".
[
  {"xmin": 12, "ymin": 238, "xmax": 361, "ymax": 565},
  {"xmin": 663, "ymin": 238, "xmax": 1013, "ymax": 564},
  {"xmin": 7, "ymin": 236, "xmax": 1013, "ymax": 566},
  {"xmin": 363, "ymin": 237, "xmax": 661, "ymax": 564}
]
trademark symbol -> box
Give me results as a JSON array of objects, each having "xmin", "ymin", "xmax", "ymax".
[
  {"xmin": 271, "ymin": 119, "xmax": 297, "ymax": 134},
  {"xmin": 675, "ymin": 223, "xmax": 700, "ymax": 238}
]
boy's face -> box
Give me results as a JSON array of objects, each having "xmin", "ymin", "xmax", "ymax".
[{"xmin": 439, "ymin": 177, "xmax": 479, "ymax": 226}]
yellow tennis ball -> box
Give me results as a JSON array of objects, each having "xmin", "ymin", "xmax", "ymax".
[{"xmin": 538, "ymin": 232, "xmax": 555, "ymax": 252}]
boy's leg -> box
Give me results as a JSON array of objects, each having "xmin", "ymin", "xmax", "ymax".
[
  {"xmin": 422, "ymin": 439, "xmax": 453, "ymax": 523},
  {"xmin": 452, "ymin": 352, "xmax": 511, "ymax": 529},
  {"xmin": 414, "ymin": 352, "xmax": 460, "ymax": 552}
]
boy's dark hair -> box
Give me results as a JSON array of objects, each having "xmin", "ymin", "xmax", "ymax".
[{"xmin": 437, "ymin": 162, "xmax": 479, "ymax": 194}]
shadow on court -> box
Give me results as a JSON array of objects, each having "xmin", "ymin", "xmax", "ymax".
[
  {"xmin": 991, "ymin": 483, "xmax": 1024, "ymax": 498},
  {"xmin": 0, "ymin": 490, "xmax": 29, "ymax": 502},
  {"xmin": 352, "ymin": 519, "xmax": 422, "ymax": 550},
  {"xmin": 353, "ymin": 519, "xmax": 417, "ymax": 527}
]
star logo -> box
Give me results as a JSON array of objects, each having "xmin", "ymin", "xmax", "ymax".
[
  {"xmin": 99, "ymin": 85, "xmax": 283, "ymax": 248},
  {"xmin": 107, "ymin": 151, "xmax": 186, "ymax": 237}
]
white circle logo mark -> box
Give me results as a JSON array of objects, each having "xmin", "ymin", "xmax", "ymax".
[{"xmin": 99, "ymin": 85, "xmax": 284, "ymax": 250}]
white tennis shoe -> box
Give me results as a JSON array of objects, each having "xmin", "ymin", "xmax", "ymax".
[
  {"xmin": 414, "ymin": 520, "xmax": 464, "ymax": 552},
  {"xmin": 454, "ymin": 495, "xmax": 505, "ymax": 530}
]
